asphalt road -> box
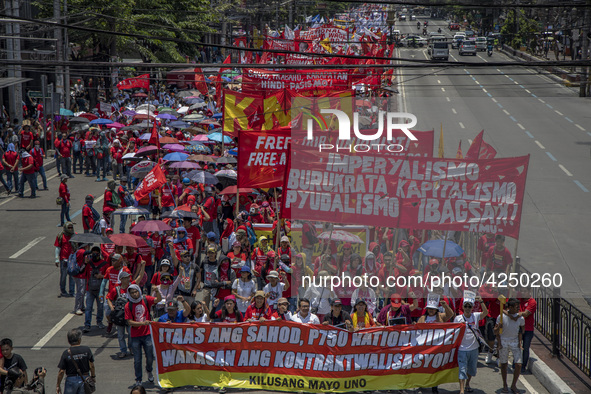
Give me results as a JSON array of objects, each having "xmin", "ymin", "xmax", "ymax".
[
  {"xmin": 395, "ymin": 18, "xmax": 591, "ymax": 303},
  {"xmin": 0, "ymin": 17, "xmax": 564, "ymax": 394}
]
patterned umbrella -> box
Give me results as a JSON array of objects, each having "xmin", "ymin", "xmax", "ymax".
[{"xmin": 130, "ymin": 160, "xmax": 156, "ymax": 178}]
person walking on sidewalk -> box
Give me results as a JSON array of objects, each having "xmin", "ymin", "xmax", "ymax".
[
  {"xmin": 58, "ymin": 175, "xmax": 72, "ymax": 227},
  {"xmin": 31, "ymin": 140, "xmax": 47, "ymax": 191}
]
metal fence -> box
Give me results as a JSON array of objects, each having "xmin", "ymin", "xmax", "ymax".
[{"xmin": 515, "ymin": 260, "xmax": 591, "ymax": 379}]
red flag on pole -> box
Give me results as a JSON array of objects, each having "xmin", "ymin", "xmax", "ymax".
[
  {"xmin": 148, "ymin": 121, "xmax": 160, "ymax": 150},
  {"xmin": 116, "ymin": 74, "xmax": 149, "ymax": 90},
  {"xmin": 194, "ymin": 68, "xmax": 209, "ymax": 96},
  {"xmin": 134, "ymin": 164, "xmax": 167, "ymax": 201},
  {"xmin": 465, "ymin": 130, "xmax": 497, "ymax": 160}
]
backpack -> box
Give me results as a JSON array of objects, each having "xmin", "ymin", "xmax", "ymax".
[
  {"xmin": 111, "ymin": 286, "xmax": 129, "ymax": 326},
  {"xmin": 67, "ymin": 252, "xmax": 84, "ymax": 276},
  {"xmin": 88, "ymin": 261, "xmax": 108, "ymax": 293},
  {"xmin": 246, "ymin": 224, "xmax": 257, "ymax": 246}
]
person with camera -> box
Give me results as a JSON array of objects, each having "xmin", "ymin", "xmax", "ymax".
[
  {"xmin": 3, "ymin": 367, "xmax": 46, "ymax": 394},
  {"xmin": 56, "ymin": 329, "xmax": 95, "ymax": 394}
]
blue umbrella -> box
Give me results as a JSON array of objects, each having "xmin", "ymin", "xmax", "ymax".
[
  {"xmin": 169, "ymin": 121, "xmax": 190, "ymax": 129},
  {"xmin": 208, "ymin": 132, "xmax": 233, "ymax": 143},
  {"xmin": 418, "ymin": 239, "xmax": 464, "ymax": 258},
  {"xmin": 156, "ymin": 113, "xmax": 177, "ymax": 120},
  {"xmin": 162, "ymin": 152, "xmax": 189, "ymax": 162},
  {"xmin": 89, "ymin": 118, "xmax": 113, "ymax": 125},
  {"xmin": 60, "ymin": 108, "xmax": 74, "ymax": 116},
  {"xmin": 212, "ymin": 112, "xmax": 223, "ymax": 119}
]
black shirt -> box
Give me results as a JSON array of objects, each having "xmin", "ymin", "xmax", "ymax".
[
  {"xmin": 322, "ymin": 311, "xmax": 352, "ymax": 327},
  {"xmin": 57, "ymin": 346, "xmax": 94, "ymax": 377},
  {"xmin": 0, "ymin": 354, "xmax": 27, "ymax": 390}
]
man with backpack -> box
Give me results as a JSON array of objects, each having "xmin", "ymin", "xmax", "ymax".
[
  {"xmin": 82, "ymin": 195, "xmax": 100, "ymax": 234},
  {"xmin": 83, "ymin": 247, "xmax": 109, "ymax": 333}
]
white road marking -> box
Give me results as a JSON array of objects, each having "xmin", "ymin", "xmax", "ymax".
[
  {"xmin": 0, "ymin": 172, "xmax": 59, "ymax": 207},
  {"xmin": 517, "ymin": 123, "xmax": 525, "ymax": 130},
  {"xmin": 32, "ymin": 313, "xmax": 74, "ymax": 350},
  {"xmin": 459, "ymin": 122, "xmax": 465, "ymax": 129},
  {"xmin": 10, "ymin": 236, "xmax": 46, "ymax": 259},
  {"xmin": 503, "ymin": 109, "xmax": 510, "ymax": 115},
  {"xmin": 534, "ymin": 141, "xmax": 545, "ymax": 149},
  {"xmin": 452, "ymin": 108, "xmax": 457, "ymax": 114},
  {"xmin": 519, "ymin": 375, "xmax": 539, "ymax": 394},
  {"xmin": 555, "ymin": 110, "xmax": 563, "ymax": 116},
  {"xmin": 559, "ymin": 164, "xmax": 573, "ymax": 177},
  {"xmin": 575, "ymin": 124, "xmax": 585, "ymax": 131}
]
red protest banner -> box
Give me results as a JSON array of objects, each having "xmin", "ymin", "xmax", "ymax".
[
  {"xmin": 242, "ymin": 69, "xmax": 350, "ymax": 96},
  {"xmin": 283, "ymin": 142, "xmax": 529, "ymax": 238},
  {"xmin": 151, "ymin": 321, "xmax": 465, "ymax": 391},
  {"xmin": 238, "ymin": 129, "xmax": 291, "ymax": 188},
  {"xmin": 117, "ymin": 74, "xmax": 150, "ymax": 90},
  {"xmin": 134, "ymin": 164, "xmax": 167, "ymax": 201}
]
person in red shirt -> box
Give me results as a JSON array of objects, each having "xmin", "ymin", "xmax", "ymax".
[
  {"xmin": 17, "ymin": 151, "xmax": 36, "ymax": 198},
  {"xmin": 30, "ymin": 140, "xmax": 47, "ymax": 190},
  {"xmin": 58, "ymin": 132, "xmax": 73, "ymax": 177},
  {"xmin": 54, "ymin": 222, "xmax": 76, "ymax": 297},
  {"xmin": 2, "ymin": 143, "xmax": 19, "ymax": 193},
  {"xmin": 485, "ymin": 235, "xmax": 513, "ymax": 276},
  {"xmin": 244, "ymin": 291, "xmax": 272, "ymax": 321},
  {"xmin": 83, "ymin": 246, "xmax": 110, "ymax": 332},
  {"xmin": 125, "ymin": 284, "xmax": 161, "ymax": 385},
  {"xmin": 19, "ymin": 124, "xmax": 34, "ymax": 151},
  {"xmin": 58, "ymin": 175, "xmax": 72, "ymax": 227}
]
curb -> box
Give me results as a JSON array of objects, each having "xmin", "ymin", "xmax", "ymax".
[{"xmin": 529, "ymin": 348, "xmax": 575, "ymax": 394}]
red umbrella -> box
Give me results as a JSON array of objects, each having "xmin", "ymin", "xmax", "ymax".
[
  {"xmin": 219, "ymin": 185, "xmax": 254, "ymax": 195},
  {"xmin": 79, "ymin": 113, "xmax": 98, "ymax": 120},
  {"xmin": 109, "ymin": 233, "xmax": 148, "ymax": 248},
  {"xmin": 131, "ymin": 220, "xmax": 172, "ymax": 232}
]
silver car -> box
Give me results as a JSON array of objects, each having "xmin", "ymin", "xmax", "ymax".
[{"xmin": 459, "ymin": 41, "xmax": 476, "ymax": 56}]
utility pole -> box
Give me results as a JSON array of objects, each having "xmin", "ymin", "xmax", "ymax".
[
  {"xmin": 54, "ymin": 0, "xmax": 64, "ymax": 108},
  {"xmin": 580, "ymin": 0, "xmax": 591, "ymax": 97},
  {"xmin": 6, "ymin": 0, "xmax": 23, "ymax": 122}
]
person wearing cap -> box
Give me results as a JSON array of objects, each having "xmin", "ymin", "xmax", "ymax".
[
  {"xmin": 454, "ymin": 294, "xmax": 487, "ymax": 394},
  {"xmin": 377, "ymin": 293, "xmax": 418, "ymax": 326},
  {"xmin": 158, "ymin": 296, "xmax": 191, "ymax": 323},
  {"xmin": 82, "ymin": 195, "xmax": 99, "ymax": 233},
  {"xmin": 270, "ymin": 298, "xmax": 292, "ymax": 321},
  {"xmin": 151, "ymin": 270, "xmax": 182, "ymax": 318},
  {"xmin": 58, "ymin": 175, "xmax": 72, "ymax": 227},
  {"xmin": 244, "ymin": 290, "xmax": 272, "ymax": 321},
  {"xmin": 263, "ymin": 270, "xmax": 290, "ymax": 311},
  {"xmin": 290, "ymin": 298, "xmax": 320, "ymax": 324},
  {"xmin": 322, "ymin": 299, "xmax": 352, "ymax": 328},
  {"xmin": 172, "ymin": 249, "xmax": 201, "ymax": 304},
  {"xmin": 232, "ymin": 265, "xmax": 257, "ymax": 314},
  {"xmin": 209, "ymin": 295, "xmax": 243, "ymax": 323}
]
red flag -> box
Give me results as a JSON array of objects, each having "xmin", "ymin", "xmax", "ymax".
[
  {"xmin": 456, "ymin": 140, "xmax": 463, "ymax": 159},
  {"xmin": 465, "ymin": 130, "xmax": 497, "ymax": 160},
  {"xmin": 116, "ymin": 74, "xmax": 149, "ymax": 90},
  {"xmin": 134, "ymin": 164, "xmax": 167, "ymax": 201},
  {"xmin": 149, "ymin": 121, "xmax": 160, "ymax": 150},
  {"xmin": 194, "ymin": 68, "xmax": 209, "ymax": 96}
]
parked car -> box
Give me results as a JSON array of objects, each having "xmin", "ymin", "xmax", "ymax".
[{"xmin": 459, "ymin": 40, "xmax": 477, "ymax": 55}]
